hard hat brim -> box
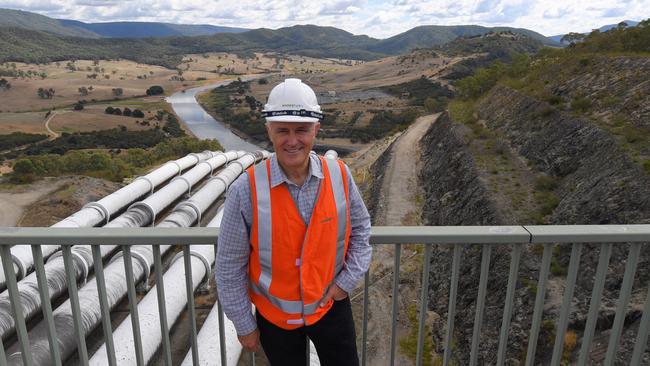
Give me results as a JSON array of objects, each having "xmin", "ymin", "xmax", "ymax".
[{"xmin": 265, "ymin": 115, "xmax": 320, "ymax": 123}]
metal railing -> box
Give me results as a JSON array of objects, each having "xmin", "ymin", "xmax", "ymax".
[{"xmin": 0, "ymin": 225, "xmax": 649, "ymax": 366}]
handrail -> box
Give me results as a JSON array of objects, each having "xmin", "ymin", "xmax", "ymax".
[
  {"xmin": 0, "ymin": 225, "xmax": 649, "ymax": 366},
  {"xmin": 1, "ymin": 224, "xmax": 649, "ymax": 245}
]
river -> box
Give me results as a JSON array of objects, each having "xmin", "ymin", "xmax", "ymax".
[{"xmin": 166, "ymin": 81, "xmax": 262, "ymax": 151}]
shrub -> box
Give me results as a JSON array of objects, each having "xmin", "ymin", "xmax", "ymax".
[
  {"xmin": 546, "ymin": 95, "xmax": 564, "ymax": 105},
  {"xmin": 534, "ymin": 175, "xmax": 560, "ymax": 191},
  {"xmin": 73, "ymin": 103, "xmax": 84, "ymax": 111},
  {"xmin": 643, "ymin": 159, "xmax": 650, "ymax": 175},
  {"xmin": 571, "ymin": 97, "xmax": 591, "ymax": 113},
  {"xmin": 105, "ymin": 106, "xmax": 114, "ymax": 114},
  {"xmin": 146, "ymin": 85, "xmax": 164, "ymax": 96}
]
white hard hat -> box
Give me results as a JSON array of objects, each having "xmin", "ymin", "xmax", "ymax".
[{"xmin": 262, "ymin": 78, "xmax": 323, "ymax": 123}]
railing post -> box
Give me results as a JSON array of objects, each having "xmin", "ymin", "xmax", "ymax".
[
  {"xmin": 32, "ymin": 245, "xmax": 63, "ymax": 366},
  {"xmin": 62, "ymin": 244, "xmax": 89, "ymax": 366},
  {"xmin": 389, "ymin": 243, "xmax": 402, "ymax": 366},
  {"xmin": 1, "ymin": 245, "xmax": 35, "ymax": 366},
  {"xmin": 550, "ymin": 243, "xmax": 582, "ymax": 366},
  {"xmin": 605, "ymin": 242, "xmax": 642, "ymax": 364},
  {"xmin": 122, "ymin": 245, "xmax": 145, "ymax": 366},
  {"xmin": 469, "ymin": 244, "xmax": 492, "ymax": 366},
  {"xmin": 630, "ymin": 277, "xmax": 650, "ymax": 365},
  {"xmin": 361, "ymin": 270, "xmax": 370, "ymax": 366},
  {"xmin": 153, "ymin": 244, "xmax": 173, "ymax": 366},
  {"xmin": 524, "ymin": 243, "xmax": 553, "ymax": 366},
  {"xmin": 577, "ymin": 243, "xmax": 612, "ymax": 365},
  {"xmin": 496, "ymin": 243, "xmax": 523, "ymax": 366},
  {"xmin": 443, "ymin": 244, "xmax": 462, "ymax": 366},
  {"xmin": 416, "ymin": 244, "xmax": 433, "ymax": 366}
]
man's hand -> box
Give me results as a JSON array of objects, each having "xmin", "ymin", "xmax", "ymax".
[
  {"xmin": 238, "ymin": 329, "xmax": 260, "ymax": 352},
  {"xmin": 320, "ymin": 283, "xmax": 348, "ymax": 307}
]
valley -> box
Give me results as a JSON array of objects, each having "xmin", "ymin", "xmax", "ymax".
[{"xmin": 0, "ymin": 10, "xmax": 648, "ymax": 365}]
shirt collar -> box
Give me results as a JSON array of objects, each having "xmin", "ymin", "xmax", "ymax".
[{"xmin": 269, "ymin": 152, "xmax": 324, "ymax": 188}]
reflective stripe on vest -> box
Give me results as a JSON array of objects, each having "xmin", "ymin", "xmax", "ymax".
[
  {"xmin": 253, "ymin": 162, "xmax": 273, "ymax": 291},
  {"xmin": 323, "ymin": 157, "xmax": 348, "ymax": 276},
  {"xmin": 251, "ymin": 156, "xmax": 348, "ymax": 317}
]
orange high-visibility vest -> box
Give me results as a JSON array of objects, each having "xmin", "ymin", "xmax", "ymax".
[{"xmin": 247, "ymin": 156, "xmax": 351, "ymax": 330}]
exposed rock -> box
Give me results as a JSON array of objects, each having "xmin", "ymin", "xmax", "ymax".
[{"xmin": 418, "ymin": 86, "xmax": 650, "ymax": 364}]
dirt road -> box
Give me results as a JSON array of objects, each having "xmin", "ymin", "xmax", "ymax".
[
  {"xmin": 380, "ymin": 113, "xmax": 440, "ymax": 226},
  {"xmin": 0, "ymin": 179, "xmax": 69, "ymax": 226},
  {"xmin": 44, "ymin": 111, "xmax": 66, "ymax": 139},
  {"xmin": 361, "ymin": 113, "xmax": 440, "ymax": 365}
]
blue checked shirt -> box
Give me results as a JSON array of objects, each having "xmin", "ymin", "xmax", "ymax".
[{"xmin": 216, "ymin": 152, "xmax": 372, "ymax": 335}]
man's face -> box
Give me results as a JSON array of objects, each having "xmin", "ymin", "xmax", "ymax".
[{"xmin": 266, "ymin": 121, "xmax": 320, "ymax": 170}]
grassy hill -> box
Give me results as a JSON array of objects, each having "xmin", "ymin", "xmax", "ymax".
[
  {"xmin": 0, "ymin": 10, "xmax": 561, "ymax": 66},
  {"xmin": 0, "ymin": 27, "xmax": 183, "ymax": 67},
  {"xmin": 0, "ymin": 8, "xmax": 98, "ymax": 38},
  {"xmin": 0, "ymin": 8, "xmax": 248, "ymax": 38},
  {"xmin": 371, "ymin": 24, "xmax": 558, "ymax": 54},
  {"xmin": 451, "ymin": 18, "xmax": 650, "ymax": 171},
  {"xmin": 58, "ymin": 20, "xmax": 248, "ymax": 38},
  {"xmin": 549, "ymin": 20, "xmax": 640, "ymax": 43}
]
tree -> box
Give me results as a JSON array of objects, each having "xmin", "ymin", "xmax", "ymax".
[
  {"xmin": 112, "ymin": 88, "xmax": 123, "ymax": 97},
  {"xmin": 73, "ymin": 103, "xmax": 84, "ymax": 111},
  {"xmin": 0, "ymin": 78, "xmax": 10, "ymax": 91},
  {"xmin": 37, "ymin": 88, "xmax": 55, "ymax": 99},
  {"xmin": 132, "ymin": 109, "xmax": 145, "ymax": 118},
  {"xmin": 561, "ymin": 32, "xmax": 586, "ymax": 45},
  {"xmin": 146, "ymin": 85, "xmax": 164, "ymax": 96},
  {"xmin": 105, "ymin": 106, "xmax": 115, "ymax": 114},
  {"xmin": 123, "ymin": 107, "xmax": 132, "ymax": 117}
]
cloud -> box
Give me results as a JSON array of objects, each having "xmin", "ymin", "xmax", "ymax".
[
  {"xmin": 543, "ymin": 6, "xmax": 570, "ymax": 19},
  {"xmin": 2, "ymin": 0, "xmax": 649, "ymax": 39},
  {"xmin": 475, "ymin": 0, "xmax": 501, "ymax": 14},
  {"xmin": 318, "ymin": 0, "xmax": 364, "ymax": 15},
  {"xmin": 602, "ymin": 7, "xmax": 626, "ymax": 17}
]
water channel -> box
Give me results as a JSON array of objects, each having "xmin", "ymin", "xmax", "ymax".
[{"xmin": 166, "ymin": 80, "xmax": 262, "ymax": 151}]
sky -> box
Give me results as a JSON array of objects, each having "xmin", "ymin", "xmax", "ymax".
[{"xmin": 0, "ymin": 0, "xmax": 647, "ymax": 38}]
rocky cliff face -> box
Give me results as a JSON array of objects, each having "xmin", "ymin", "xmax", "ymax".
[
  {"xmin": 419, "ymin": 86, "xmax": 650, "ymax": 364},
  {"xmin": 419, "ymin": 113, "xmax": 537, "ymax": 364}
]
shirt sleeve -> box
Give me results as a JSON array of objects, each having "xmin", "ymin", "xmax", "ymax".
[
  {"xmin": 215, "ymin": 174, "xmax": 257, "ymax": 336},
  {"xmin": 335, "ymin": 165, "xmax": 372, "ymax": 294}
]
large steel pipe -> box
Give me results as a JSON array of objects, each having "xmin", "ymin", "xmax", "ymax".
[
  {"xmin": 109, "ymin": 150, "xmax": 245, "ymax": 228},
  {"xmin": 90, "ymin": 152, "xmax": 268, "ymax": 365},
  {"xmin": 0, "ymin": 151, "xmax": 217, "ymax": 291},
  {"xmin": 163, "ymin": 151, "xmax": 268, "ymax": 228},
  {"xmin": 89, "ymin": 241, "xmax": 216, "ymax": 365},
  {"xmin": 180, "ymin": 300, "xmax": 242, "ymax": 366},
  {"xmin": 4, "ymin": 152, "xmax": 266, "ymax": 365},
  {"xmin": 0, "ymin": 151, "xmax": 240, "ymax": 341}
]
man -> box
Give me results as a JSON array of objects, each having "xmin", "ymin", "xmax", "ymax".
[{"xmin": 216, "ymin": 78, "xmax": 372, "ymax": 365}]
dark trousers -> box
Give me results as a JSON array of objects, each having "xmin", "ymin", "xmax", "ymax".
[{"xmin": 256, "ymin": 297, "xmax": 360, "ymax": 366}]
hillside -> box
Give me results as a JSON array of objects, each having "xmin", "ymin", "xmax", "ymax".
[
  {"xmin": 370, "ymin": 24, "xmax": 557, "ymax": 54},
  {"xmin": 437, "ymin": 31, "xmax": 545, "ymax": 80},
  {"xmin": 0, "ymin": 8, "xmax": 99, "ymax": 38},
  {"xmin": 0, "ymin": 9, "xmax": 561, "ymax": 66},
  {"xmin": 0, "ymin": 8, "xmax": 247, "ymax": 38},
  {"xmin": 0, "ymin": 27, "xmax": 183, "ymax": 67},
  {"xmin": 416, "ymin": 19, "xmax": 650, "ymax": 365},
  {"xmin": 549, "ymin": 19, "xmax": 640, "ymax": 44},
  {"xmin": 58, "ymin": 20, "xmax": 247, "ymax": 38}
]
